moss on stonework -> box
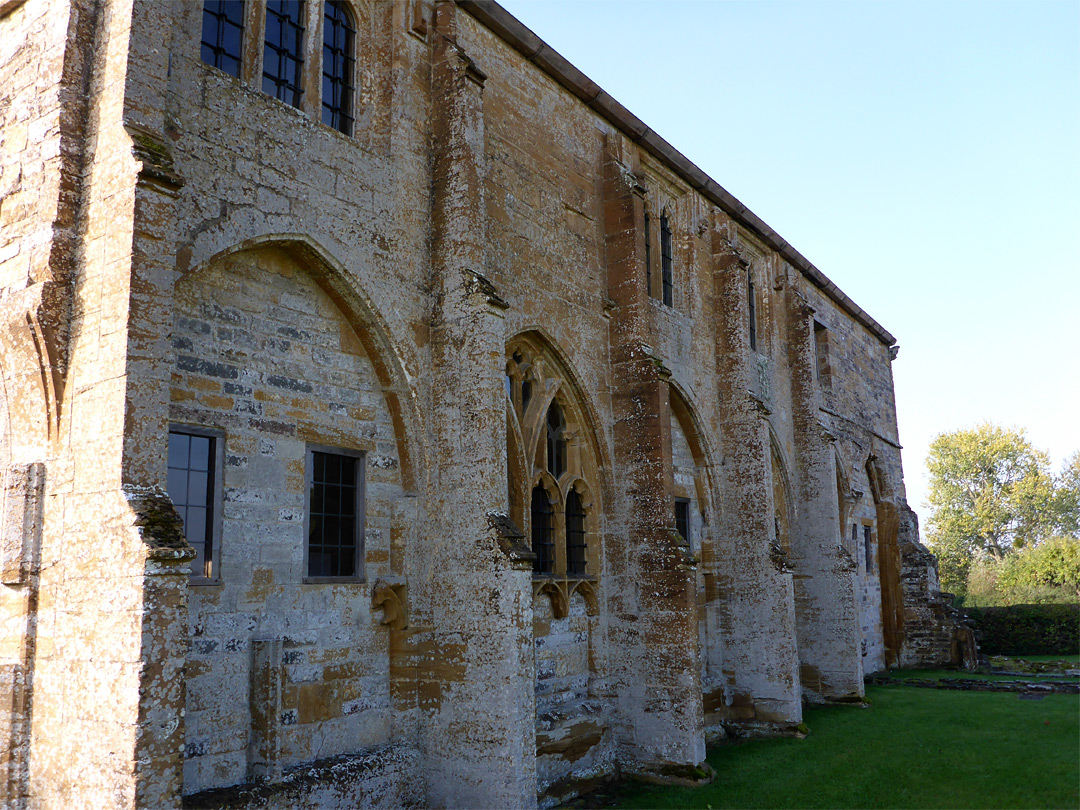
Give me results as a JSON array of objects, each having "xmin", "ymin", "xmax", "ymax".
[
  {"xmin": 126, "ymin": 487, "xmax": 194, "ymax": 554},
  {"xmin": 128, "ymin": 129, "xmax": 173, "ymax": 168}
]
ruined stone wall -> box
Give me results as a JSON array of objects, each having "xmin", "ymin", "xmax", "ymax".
[{"xmin": 0, "ymin": 0, "xmax": 967, "ymax": 807}]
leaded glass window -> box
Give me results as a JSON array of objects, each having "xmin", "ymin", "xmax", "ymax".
[
  {"xmin": 531, "ymin": 486, "xmax": 554, "ymax": 575},
  {"xmin": 263, "ymin": 0, "xmax": 306, "ymax": 108},
  {"xmin": 322, "ymin": 1, "xmax": 356, "ymax": 134},
  {"xmin": 201, "ymin": 0, "xmax": 244, "ymax": 77},
  {"xmin": 566, "ymin": 490, "xmax": 587, "ymax": 576},
  {"xmin": 167, "ymin": 430, "xmax": 218, "ymax": 578},
  {"xmin": 660, "ymin": 212, "xmax": 673, "ymax": 306},
  {"xmin": 307, "ymin": 447, "xmax": 364, "ymax": 578}
]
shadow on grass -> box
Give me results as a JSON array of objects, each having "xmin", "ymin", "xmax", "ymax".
[{"xmin": 573, "ymin": 686, "xmax": 1078, "ymax": 809}]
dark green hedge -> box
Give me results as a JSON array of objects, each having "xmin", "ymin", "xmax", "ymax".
[{"xmin": 964, "ymin": 603, "xmax": 1080, "ymax": 655}]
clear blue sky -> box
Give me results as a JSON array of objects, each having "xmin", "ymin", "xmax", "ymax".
[{"xmin": 498, "ymin": 0, "xmax": 1080, "ymax": 514}]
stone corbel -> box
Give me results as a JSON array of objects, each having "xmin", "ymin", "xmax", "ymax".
[
  {"xmin": 816, "ymin": 419, "xmax": 837, "ymax": 444},
  {"xmin": 639, "ymin": 344, "xmax": 671, "ymax": 378},
  {"xmin": 746, "ymin": 390, "xmax": 772, "ymax": 417},
  {"xmin": 712, "ymin": 238, "xmax": 751, "ymax": 273},
  {"xmin": 789, "ymin": 289, "xmax": 816, "ymax": 318},
  {"xmin": 486, "ymin": 511, "xmax": 534, "ymax": 571},
  {"xmin": 372, "ymin": 579, "xmax": 409, "ymax": 631},
  {"xmin": 125, "ymin": 124, "xmax": 184, "ymax": 195},
  {"xmin": 463, "ymin": 269, "xmax": 508, "ymax": 310}
]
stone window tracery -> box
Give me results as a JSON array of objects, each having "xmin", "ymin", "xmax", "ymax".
[{"xmin": 506, "ymin": 339, "xmax": 602, "ymax": 583}]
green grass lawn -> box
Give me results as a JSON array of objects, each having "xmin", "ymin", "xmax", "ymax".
[
  {"xmin": 883, "ymin": 668, "xmax": 1080, "ymax": 683},
  {"xmin": 1010, "ymin": 654, "xmax": 1080, "ymax": 664},
  {"xmin": 607, "ymin": 686, "xmax": 1079, "ymax": 809}
]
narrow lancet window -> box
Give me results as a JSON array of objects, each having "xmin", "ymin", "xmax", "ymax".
[
  {"xmin": 263, "ymin": 0, "xmax": 306, "ymax": 108},
  {"xmin": 566, "ymin": 490, "xmax": 587, "ymax": 576},
  {"xmin": 322, "ymin": 1, "xmax": 356, "ymax": 135},
  {"xmin": 675, "ymin": 498, "xmax": 690, "ymax": 544},
  {"xmin": 547, "ymin": 402, "xmax": 567, "ymax": 479},
  {"xmin": 747, "ymin": 267, "xmax": 758, "ymax": 350},
  {"xmin": 644, "ymin": 211, "xmax": 653, "ymax": 297},
  {"xmin": 660, "ymin": 212, "xmax": 673, "ymax": 306},
  {"xmin": 531, "ymin": 485, "xmax": 555, "ymax": 574}
]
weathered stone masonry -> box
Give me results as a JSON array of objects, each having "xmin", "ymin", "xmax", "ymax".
[{"xmin": 0, "ymin": 0, "xmax": 974, "ymax": 807}]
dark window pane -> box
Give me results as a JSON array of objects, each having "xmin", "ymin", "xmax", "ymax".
[
  {"xmin": 224, "ymin": 0, "xmax": 245, "ymax": 24},
  {"xmin": 168, "ymin": 432, "xmax": 190, "ymax": 469},
  {"xmin": 661, "ymin": 213, "xmax": 674, "ymax": 307},
  {"xmin": 675, "ymin": 499, "xmax": 690, "ymax": 543},
  {"xmin": 566, "ymin": 490, "xmax": 587, "ymax": 576},
  {"xmin": 190, "ymin": 436, "xmax": 211, "ymax": 470},
  {"xmin": 531, "ymin": 485, "xmax": 554, "ymax": 575},
  {"xmin": 185, "ymin": 506, "xmax": 207, "ymax": 545},
  {"xmin": 167, "ymin": 468, "xmax": 188, "ymax": 505},
  {"xmin": 263, "ymin": 0, "xmax": 305, "ymax": 107},
  {"xmin": 307, "ymin": 450, "xmax": 361, "ymax": 577},
  {"xmin": 201, "ymin": 0, "xmax": 244, "ymax": 77},
  {"xmin": 188, "ymin": 471, "xmax": 210, "ymax": 506},
  {"xmin": 322, "ymin": 0, "xmax": 356, "ymax": 135},
  {"xmin": 169, "ymin": 430, "xmax": 218, "ymax": 578}
]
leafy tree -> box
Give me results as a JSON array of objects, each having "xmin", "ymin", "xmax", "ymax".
[{"xmin": 924, "ymin": 424, "xmax": 1077, "ymax": 594}]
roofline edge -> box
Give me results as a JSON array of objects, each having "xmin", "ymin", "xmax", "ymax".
[{"xmin": 456, "ymin": 0, "xmax": 898, "ymax": 348}]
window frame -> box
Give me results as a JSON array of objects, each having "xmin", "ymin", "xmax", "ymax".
[
  {"xmin": 674, "ymin": 497, "xmax": 691, "ymax": 545},
  {"xmin": 546, "ymin": 401, "xmax": 567, "ymax": 480},
  {"xmin": 200, "ymin": 0, "xmax": 246, "ymax": 78},
  {"xmin": 747, "ymin": 266, "xmax": 758, "ymax": 351},
  {"xmin": 644, "ymin": 210, "xmax": 653, "ymax": 298},
  {"xmin": 531, "ymin": 484, "xmax": 556, "ymax": 576},
  {"xmin": 303, "ymin": 443, "xmax": 366, "ymax": 584},
  {"xmin": 167, "ymin": 424, "xmax": 225, "ymax": 584},
  {"xmin": 565, "ymin": 489, "xmax": 587, "ymax": 576},
  {"xmin": 660, "ymin": 211, "xmax": 674, "ymax": 307},
  {"xmin": 262, "ymin": 0, "xmax": 307, "ymax": 109},
  {"xmin": 863, "ymin": 523, "xmax": 874, "ymax": 573},
  {"xmin": 321, "ymin": 0, "xmax": 357, "ymax": 135}
]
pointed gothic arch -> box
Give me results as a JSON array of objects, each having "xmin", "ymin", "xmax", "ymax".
[{"xmin": 185, "ymin": 234, "xmax": 423, "ymax": 493}]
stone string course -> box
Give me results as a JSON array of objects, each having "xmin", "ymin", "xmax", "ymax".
[{"xmin": 0, "ymin": 0, "xmax": 973, "ymax": 807}]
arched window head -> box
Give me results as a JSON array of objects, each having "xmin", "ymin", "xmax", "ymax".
[
  {"xmin": 546, "ymin": 401, "xmax": 567, "ymax": 479},
  {"xmin": 322, "ymin": 0, "xmax": 356, "ymax": 135},
  {"xmin": 531, "ymin": 485, "xmax": 554, "ymax": 574},
  {"xmin": 566, "ymin": 489, "xmax": 587, "ymax": 576},
  {"xmin": 263, "ymin": 0, "xmax": 306, "ymax": 108}
]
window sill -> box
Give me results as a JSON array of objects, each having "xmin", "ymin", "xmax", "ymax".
[
  {"xmin": 302, "ymin": 576, "xmax": 367, "ymax": 585},
  {"xmin": 189, "ymin": 576, "xmax": 222, "ymax": 587}
]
